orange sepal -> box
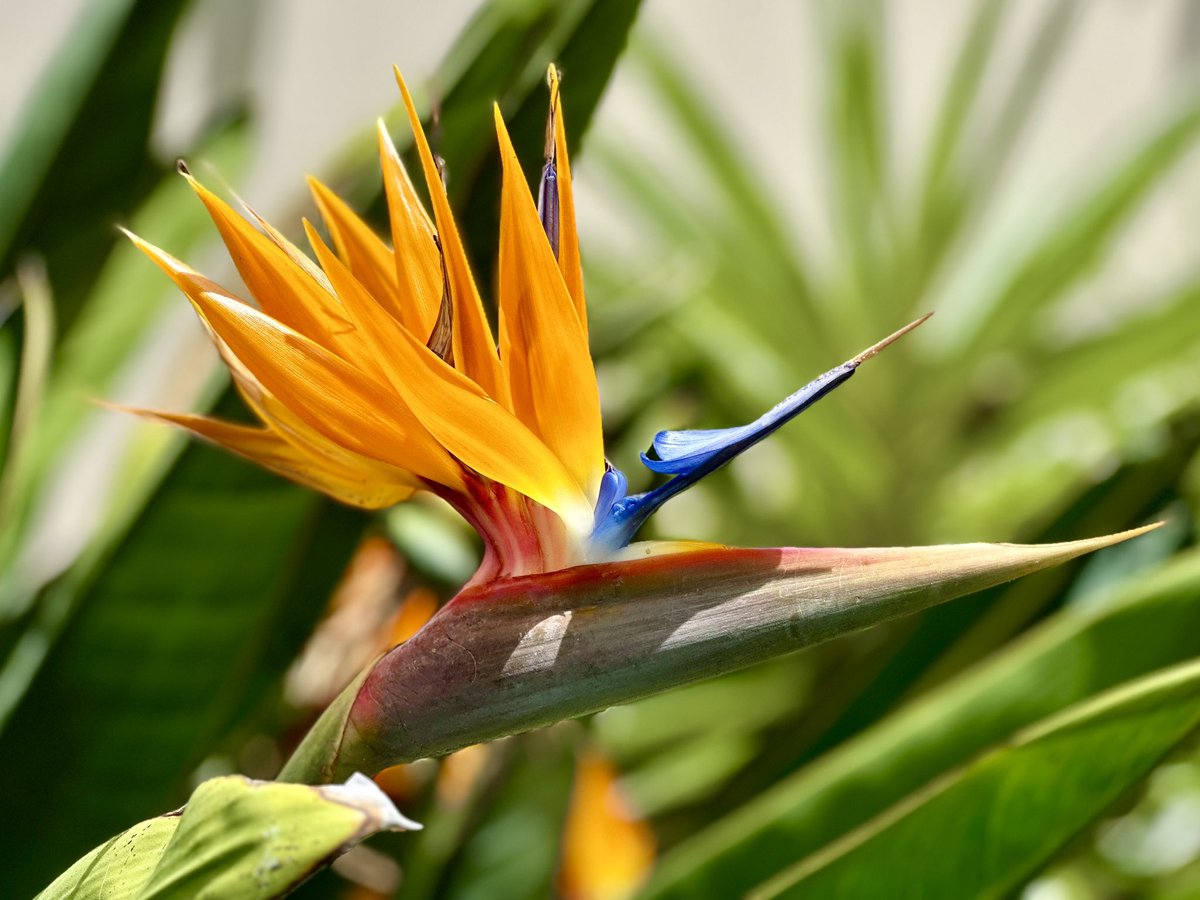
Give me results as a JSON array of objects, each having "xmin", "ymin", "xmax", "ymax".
[
  {"xmin": 305, "ymin": 221, "xmax": 592, "ymax": 528},
  {"xmin": 394, "ymin": 69, "xmax": 507, "ymax": 405},
  {"xmin": 307, "ymin": 175, "xmax": 408, "ymax": 323},
  {"xmin": 375, "ymin": 121, "xmax": 443, "ymax": 337},
  {"xmin": 187, "ymin": 289, "xmax": 463, "ymax": 489},
  {"xmin": 548, "ymin": 65, "xmax": 587, "ymax": 336},
  {"xmin": 121, "ymin": 408, "xmax": 415, "ymax": 509},
  {"xmin": 494, "ymin": 105, "xmax": 604, "ymax": 501}
]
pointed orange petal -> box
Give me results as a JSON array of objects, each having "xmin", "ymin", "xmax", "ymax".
[
  {"xmin": 121, "ymin": 227, "xmax": 239, "ymax": 305},
  {"xmin": 180, "ymin": 169, "xmax": 355, "ymax": 350},
  {"xmin": 394, "ymin": 69, "xmax": 507, "ymax": 405},
  {"xmin": 188, "ymin": 289, "xmax": 463, "ymax": 489},
  {"xmin": 307, "ymin": 175, "xmax": 408, "ymax": 325},
  {"xmin": 548, "ymin": 65, "xmax": 587, "ymax": 337},
  {"xmin": 125, "ymin": 408, "xmax": 415, "ymax": 509},
  {"xmin": 376, "ymin": 122, "xmax": 443, "ymax": 337},
  {"xmin": 122, "ymin": 230, "xmax": 264, "ymax": 383},
  {"xmin": 121, "ymin": 229, "xmax": 428, "ymax": 493},
  {"xmin": 221, "ymin": 364, "xmax": 423, "ymax": 494},
  {"xmin": 494, "ymin": 105, "xmax": 604, "ymax": 501},
  {"xmin": 125, "ymin": 227, "xmax": 387, "ymax": 383},
  {"xmin": 306, "ymin": 221, "xmax": 592, "ymax": 529},
  {"xmin": 227, "ymin": 185, "xmax": 337, "ymax": 294}
]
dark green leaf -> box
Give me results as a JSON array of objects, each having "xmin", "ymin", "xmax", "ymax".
[
  {"xmin": 0, "ymin": 423, "xmax": 368, "ymax": 896},
  {"xmin": 757, "ymin": 658, "xmax": 1200, "ymax": 899},
  {"xmin": 0, "ymin": 0, "xmax": 193, "ymax": 331}
]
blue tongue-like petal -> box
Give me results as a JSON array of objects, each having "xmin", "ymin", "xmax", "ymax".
[
  {"xmin": 590, "ymin": 316, "xmax": 931, "ymax": 552},
  {"xmin": 643, "ymin": 428, "xmax": 742, "ymax": 474},
  {"xmin": 641, "ymin": 365, "xmax": 854, "ymax": 475}
]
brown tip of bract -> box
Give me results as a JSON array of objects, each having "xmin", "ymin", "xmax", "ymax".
[
  {"xmin": 851, "ymin": 312, "xmax": 933, "ymax": 367},
  {"xmin": 1020, "ymin": 521, "xmax": 1166, "ymax": 565},
  {"xmin": 176, "ymin": 159, "xmax": 191, "ymax": 177},
  {"xmin": 1096, "ymin": 521, "xmax": 1165, "ymax": 546}
]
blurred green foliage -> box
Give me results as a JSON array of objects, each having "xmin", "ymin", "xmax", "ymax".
[{"xmin": 2, "ymin": 0, "xmax": 1200, "ymax": 897}]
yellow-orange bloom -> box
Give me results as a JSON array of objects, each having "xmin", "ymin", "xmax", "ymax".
[
  {"xmin": 124, "ymin": 67, "xmax": 603, "ymax": 582},
  {"xmin": 123, "ymin": 65, "xmax": 922, "ymax": 584}
]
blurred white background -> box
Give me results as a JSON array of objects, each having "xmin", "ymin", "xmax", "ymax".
[{"xmin": 4, "ymin": 0, "xmax": 1197, "ymax": 284}]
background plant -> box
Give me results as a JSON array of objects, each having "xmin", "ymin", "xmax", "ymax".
[{"xmin": 2, "ymin": 1, "xmax": 1199, "ymax": 897}]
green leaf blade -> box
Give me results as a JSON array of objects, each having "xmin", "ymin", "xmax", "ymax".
[
  {"xmin": 756, "ymin": 658, "xmax": 1200, "ymax": 899},
  {"xmin": 37, "ymin": 773, "xmax": 418, "ymax": 900}
]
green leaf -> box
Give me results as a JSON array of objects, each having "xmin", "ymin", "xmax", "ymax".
[
  {"xmin": 982, "ymin": 278, "xmax": 1200, "ymax": 444},
  {"xmin": 0, "ymin": 425, "xmax": 369, "ymax": 897},
  {"xmin": 0, "ymin": 0, "xmax": 193, "ymax": 331},
  {"xmin": 280, "ymin": 529, "xmax": 1150, "ymax": 783},
  {"xmin": 907, "ymin": 0, "xmax": 1006, "ymax": 286},
  {"xmin": 425, "ymin": 0, "xmax": 643, "ymax": 281},
  {"xmin": 643, "ymin": 542, "xmax": 1200, "ymax": 899},
  {"xmin": 908, "ymin": 0, "xmax": 1077, "ymax": 292},
  {"xmin": 819, "ymin": 0, "xmax": 896, "ymax": 310},
  {"xmin": 755, "ymin": 657, "xmax": 1200, "ymax": 899},
  {"xmin": 0, "ymin": 260, "xmax": 55, "ymax": 570},
  {"xmin": 0, "ymin": 122, "xmax": 249, "ymax": 590},
  {"xmin": 401, "ymin": 733, "xmax": 577, "ymax": 900},
  {"xmin": 0, "ymin": 0, "xmax": 135, "ymax": 258},
  {"xmin": 36, "ymin": 773, "xmax": 418, "ymax": 899}
]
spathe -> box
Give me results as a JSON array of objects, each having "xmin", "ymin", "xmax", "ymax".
[{"xmin": 280, "ymin": 526, "xmax": 1155, "ymax": 783}]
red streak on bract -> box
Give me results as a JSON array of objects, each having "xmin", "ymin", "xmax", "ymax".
[{"xmin": 451, "ymin": 546, "xmax": 792, "ymax": 607}]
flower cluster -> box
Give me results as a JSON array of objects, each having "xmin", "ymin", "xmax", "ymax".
[{"xmin": 125, "ymin": 66, "xmax": 917, "ymax": 584}]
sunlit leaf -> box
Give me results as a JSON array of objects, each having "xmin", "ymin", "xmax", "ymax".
[
  {"xmin": 36, "ymin": 773, "xmax": 418, "ymax": 899},
  {"xmin": 0, "ymin": 0, "xmax": 192, "ymax": 330}
]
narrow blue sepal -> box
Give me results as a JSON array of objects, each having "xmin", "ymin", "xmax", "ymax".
[
  {"xmin": 593, "ymin": 464, "xmax": 628, "ymax": 528},
  {"xmin": 641, "ymin": 365, "xmax": 855, "ymax": 475},
  {"xmin": 538, "ymin": 160, "xmax": 560, "ymax": 258},
  {"xmin": 589, "ymin": 315, "xmax": 931, "ymax": 552}
]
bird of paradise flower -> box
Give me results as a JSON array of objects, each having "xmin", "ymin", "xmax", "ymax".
[{"xmin": 115, "ymin": 66, "xmax": 1152, "ymax": 781}]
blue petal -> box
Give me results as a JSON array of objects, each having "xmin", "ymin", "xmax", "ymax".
[
  {"xmin": 589, "ymin": 316, "xmax": 930, "ymax": 552},
  {"xmin": 538, "ymin": 160, "xmax": 560, "ymax": 258},
  {"xmin": 590, "ymin": 362, "xmax": 857, "ymax": 552},
  {"xmin": 641, "ymin": 428, "xmax": 739, "ymax": 474},
  {"xmin": 642, "ymin": 364, "xmax": 855, "ymax": 476},
  {"xmin": 593, "ymin": 464, "xmax": 628, "ymax": 528}
]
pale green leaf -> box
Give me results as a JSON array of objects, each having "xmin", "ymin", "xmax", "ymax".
[{"xmin": 36, "ymin": 773, "xmax": 419, "ymax": 900}]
